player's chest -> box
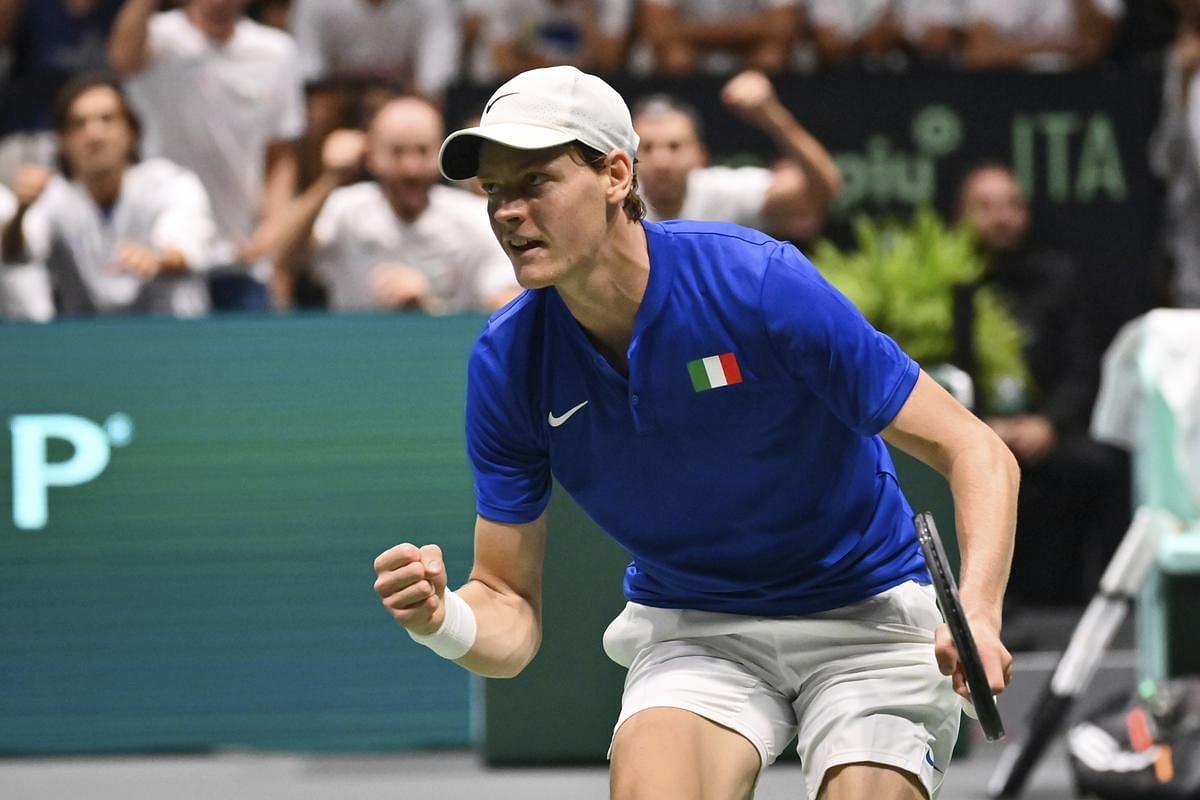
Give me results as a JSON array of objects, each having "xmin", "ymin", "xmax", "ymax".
[{"xmin": 541, "ymin": 327, "xmax": 794, "ymax": 450}]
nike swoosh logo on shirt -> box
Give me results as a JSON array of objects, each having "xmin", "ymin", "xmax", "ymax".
[{"xmin": 548, "ymin": 400, "xmax": 588, "ymax": 428}]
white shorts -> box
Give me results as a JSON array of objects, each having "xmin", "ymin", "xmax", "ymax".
[{"xmin": 602, "ymin": 581, "xmax": 962, "ymax": 800}]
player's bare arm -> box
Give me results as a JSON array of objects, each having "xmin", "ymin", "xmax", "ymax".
[
  {"xmin": 1, "ymin": 164, "xmax": 53, "ymax": 262},
  {"xmin": 720, "ymin": 71, "xmax": 843, "ymax": 221},
  {"xmin": 109, "ymin": 0, "xmax": 158, "ymax": 76},
  {"xmin": 881, "ymin": 369, "xmax": 1018, "ymax": 696},
  {"xmin": 273, "ymin": 130, "xmax": 366, "ymax": 275},
  {"xmin": 374, "ymin": 512, "xmax": 546, "ymax": 678}
]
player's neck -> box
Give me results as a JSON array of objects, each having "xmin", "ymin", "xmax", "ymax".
[
  {"xmin": 186, "ymin": 7, "xmax": 238, "ymax": 42},
  {"xmin": 80, "ymin": 164, "xmax": 126, "ymax": 208},
  {"xmin": 556, "ymin": 217, "xmax": 649, "ymax": 370},
  {"xmin": 648, "ymin": 193, "xmax": 683, "ymax": 221},
  {"xmin": 383, "ymin": 191, "xmax": 430, "ymax": 223}
]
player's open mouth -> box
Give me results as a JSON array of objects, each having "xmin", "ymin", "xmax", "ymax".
[{"xmin": 508, "ymin": 236, "xmax": 544, "ymax": 254}]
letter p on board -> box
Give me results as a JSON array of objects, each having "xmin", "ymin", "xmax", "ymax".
[{"xmin": 11, "ymin": 415, "xmax": 112, "ymax": 530}]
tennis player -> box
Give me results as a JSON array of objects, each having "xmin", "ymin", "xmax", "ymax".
[{"xmin": 373, "ymin": 66, "xmax": 1018, "ymax": 800}]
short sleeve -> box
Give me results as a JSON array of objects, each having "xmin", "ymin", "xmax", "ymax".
[
  {"xmin": 1090, "ymin": 317, "xmax": 1141, "ymax": 449},
  {"xmin": 310, "ymin": 189, "xmax": 349, "ymax": 285},
  {"xmin": 312, "ymin": 189, "xmax": 343, "ymax": 253},
  {"xmin": 143, "ymin": 11, "xmax": 174, "ymax": 62},
  {"xmin": 688, "ymin": 166, "xmax": 773, "ymax": 229},
  {"xmin": 414, "ymin": 0, "xmax": 462, "ymax": 98},
  {"xmin": 272, "ymin": 37, "xmax": 308, "ymax": 141},
  {"xmin": 465, "ymin": 331, "xmax": 551, "ymax": 523},
  {"xmin": 288, "ymin": 0, "xmax": 327, "ymax": 82},
  {"xmin": 762, "ymin": 243, "xmax": 919, "ymax": 435}
]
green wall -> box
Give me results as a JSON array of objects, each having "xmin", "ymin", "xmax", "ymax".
[{"xmin": 1, "ymin": 314, "xmax": 484, "ymax": 754}]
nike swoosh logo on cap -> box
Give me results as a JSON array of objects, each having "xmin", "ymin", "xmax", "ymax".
[
  {"xmin": 548, "ymin": 400, "xmax": 588, "ymax": 427},
  {"xmin": 485, "ymin": 92, "xmax": 520, "ymax": 115}
]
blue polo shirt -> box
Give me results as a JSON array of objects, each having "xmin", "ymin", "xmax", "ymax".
[{"xmin": 465, "ymin": 220, "xmax": 928, "ymax": 616}]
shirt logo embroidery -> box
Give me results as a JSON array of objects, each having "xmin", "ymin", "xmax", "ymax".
[{"xmin": 548, "ymin": 400, "xmax": 588, "ymax": 428}]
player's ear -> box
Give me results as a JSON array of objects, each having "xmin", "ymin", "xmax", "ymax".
[{"xmin": 605, "ymin": 149, "xmax": 633, "ymax": 205}]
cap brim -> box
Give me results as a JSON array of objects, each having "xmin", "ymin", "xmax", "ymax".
[{"xmin": 438, "ymin": 124, "xmax": 577, "ymax": 181}]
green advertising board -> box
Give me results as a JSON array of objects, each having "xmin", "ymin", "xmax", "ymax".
[{"xmin": 1, "ymin": 313, "xmax": 486, "ymax": 754}]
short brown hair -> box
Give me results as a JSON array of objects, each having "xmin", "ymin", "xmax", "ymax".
[{"xmin": 568, "ymin": 142, "xmax": 646, "ymax": 222}]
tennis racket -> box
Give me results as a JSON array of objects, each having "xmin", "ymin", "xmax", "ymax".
[{"xmin": 913, "ymin": 511, "xmax": 1006, "ymax": 742}]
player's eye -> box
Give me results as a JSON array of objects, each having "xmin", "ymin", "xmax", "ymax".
[
  {"xmin": 480, "ymin": 182, "xmax": 500, "ymax": 196},
  {"xmin": 526, "ymin": 173, "xmax": 548, "ymax": 187}
]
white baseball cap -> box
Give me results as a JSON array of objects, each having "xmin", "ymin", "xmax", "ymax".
[{"xmin": 439, "ymin": 66, "xmax": 639, "ymax": 181}]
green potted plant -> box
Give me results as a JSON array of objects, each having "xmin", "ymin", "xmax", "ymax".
[{"xmin": 810, "ymin": 209, "xmax": 1030, "ymax": 414}]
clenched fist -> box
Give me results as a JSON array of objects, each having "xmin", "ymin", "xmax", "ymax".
[
  {"xmin": 12, "ymin": 164, "xmax": 54, "ymax": 210},
  {"xmin": 371, "ymin": 262, "xmax": 433, "ymax": 310},
  {"xmin": 113, "ymin": 241, "xmax": 163, "ymax": 279},
  {"xmin": 373, "ymin": 542, "xmax": 448, "ymax": 636},
  {"xmin": 322, "ymin": 129, "xmax": 367, "ymax": 183},
  {"xmin": 720, "ymin": 70, "xmax": 779, "ymax": 127}
]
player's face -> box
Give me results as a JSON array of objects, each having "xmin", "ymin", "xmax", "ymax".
[
  {"xmin": 61, "ymin": 86, "xmax": 136, "ymax": 179},
  {"xmin": 367, "ymin": 101, "xmax": 443, "ymax": 216},
  {"xmin": 961, "ymin": 169, "xmax": 1029, "ymax": 253},
  {"xmin": 477, "ymin": 142, "xmax": 613, "ymax": 290},
  {"xmin": 634, "ymin": 111, "xmax": 704, "ymax": 209}
]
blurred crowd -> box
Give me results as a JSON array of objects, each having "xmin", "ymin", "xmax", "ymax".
[
  {"xmin": 0, "ymin": 0, "xmax": 1185, "ymax": 321},
  {"xmin": 0, "ymin": 0, "xmax": 1192, "ymax": 613}
]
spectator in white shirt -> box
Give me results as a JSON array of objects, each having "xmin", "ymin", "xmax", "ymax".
[
  {"xmin": 963, "ymin": 0, "xmax": 1125, "ymax": 70},
  {"xmin": 0, "ymin": 75, "xmax": 217, "ymax": 317},
  {"xmin": 275, "ymin": 97, "xmax": 520, "ymax": 314},
  {"xmin": 288, "ymin": 0, "xmax": 459, "ymax": 206},
  {"xmin": 633, "ymin": 70, "xmax": 843, "ymax": 242},
  {"xmin": 289, "ymin": 0, "xmax": 460, "ymax": 98},
  {"xmin": 108, "ymin": 0, "xmax": 306, "ymax": 310},
  {"xmin": 807, "ymin": 0, "xmax": 963, "ymax": 65},
  {"xmin": 639, "ymin": 0, "xmax": 802, "ymax": 74}
]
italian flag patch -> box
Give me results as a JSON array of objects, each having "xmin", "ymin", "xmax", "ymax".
[{"xmin": 687, "ymin": 352, "xmax": 743, "ymax": 392}]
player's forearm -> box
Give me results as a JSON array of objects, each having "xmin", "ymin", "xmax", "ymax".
[
  {"xmin": 453, "ymin": 578, "xmax": 542, "ymax": 678},
  {"xmin": 261, "ymin": 142, "xmax": 299, "ymax": 233},
  {"xmin": 758, "ymin": 103, "xmax": 843, "ymax": 208},
  {"xmin": 240, "ymin": 142, "xmax": 299, "ymax": 264},
  {"xmin": 274, "ymin": 172, "xmax": 338, "ymax": 274},
  {"xmin": 944, "ymin": 437, "xmax": 1019, "ymax": 628},
  {"xmin": 109, "ymin": 0, "xmax": 157, "ymax": 76},
  {"xmin": 1, "ymin": 209, "xmax": 29, "ymax": 263},
  {"xmin": 157, "ymin": 247, "xmax": 189, "ymax": 273}
]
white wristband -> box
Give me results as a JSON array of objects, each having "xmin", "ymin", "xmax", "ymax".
[{"xmin": 407, "ymin": 588, "xmax": 477, "ymax": 660}]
